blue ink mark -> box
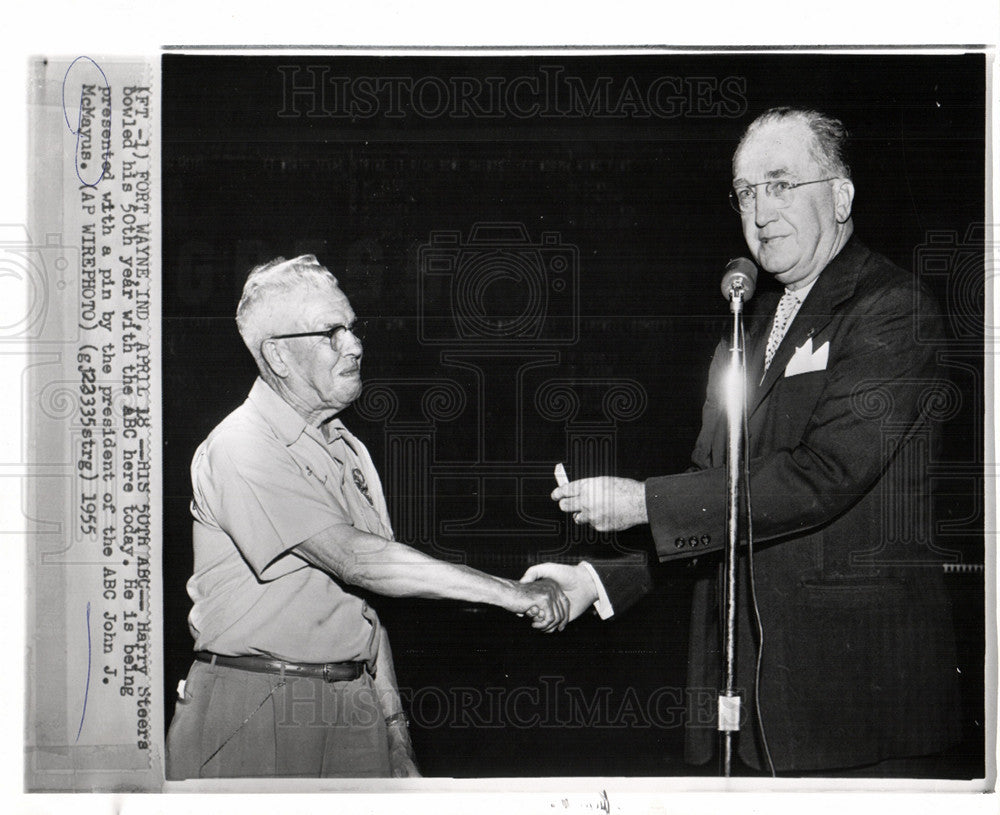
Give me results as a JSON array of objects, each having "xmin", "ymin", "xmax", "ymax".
[
  {"xmin": 61, "ymin": 56, "xmax": 111, "ymax": 188},
  {"xmin": 76, "ymin": 601, "xmax": 92, "ymax": 743}
]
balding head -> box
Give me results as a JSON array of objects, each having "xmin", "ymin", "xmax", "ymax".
[{"xmin": 733, "ymin": 107, "xmax": 851, "ymax": 181}]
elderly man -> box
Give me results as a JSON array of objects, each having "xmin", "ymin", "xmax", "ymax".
[
  {"xmin": 166, "ymin": 255, "xmax": 568, "ymax": 779},
  {"xmin": 528, "ymin": 107, "xmax": 961, "ymax": 776}
]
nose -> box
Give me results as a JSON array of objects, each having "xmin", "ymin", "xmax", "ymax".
[
  {"xmin": 338, "ymin": 328, "xmax": 363, "ymax": 357},
  {"xmin": 753, "ymin": 188, "xmax": 780, "ymax": 227}
]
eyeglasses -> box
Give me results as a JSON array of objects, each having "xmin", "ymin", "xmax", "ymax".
[
  {"xmin": 268, "ymin": 321, "xmax": 366, "ymax": 349},
  {"xmin": 729, "ymin": 178, "xmax": 836, "ymax": 213}
]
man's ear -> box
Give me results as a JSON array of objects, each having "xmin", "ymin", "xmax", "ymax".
[
  {"xmin": 834, "ymin": 178, "xmax": 855, "ymax": 224},
  {"xmin": 260, "ymin": 338, "xmax": 291, "ymax": 379}
]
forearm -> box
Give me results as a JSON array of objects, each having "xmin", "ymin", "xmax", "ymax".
[
  {"xmin": 373, "ymin": 626, "xmax": 404, "ymax": 715},
  {"xmin": 372, "ymin": 627, "xmax": 419, "ymax": 777},
  {"xmin": 296, "ymin": 525, "xmax": 521, "ymax": 610}
]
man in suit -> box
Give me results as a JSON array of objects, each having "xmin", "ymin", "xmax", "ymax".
[{"xmin": 524, "ymin": 107, "xmax": 962, "ymax": 775}]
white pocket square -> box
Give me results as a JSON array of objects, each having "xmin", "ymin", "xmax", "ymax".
[{"xmin": 784, "ymin": 337, "xmax": 830, "ymax": 377}]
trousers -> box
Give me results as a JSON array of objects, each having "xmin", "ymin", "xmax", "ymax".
[{"xmin": 166, "ymin": 659, "xmax": 391, "ymax": 779}]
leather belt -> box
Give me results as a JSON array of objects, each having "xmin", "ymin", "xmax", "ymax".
[{"xmin": 195, "ymin": 651, "xmax": 367, "ymax": 682}]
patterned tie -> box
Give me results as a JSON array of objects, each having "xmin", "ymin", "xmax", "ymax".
[{"xmin": 763, "ymin": 291, "xmax": 800, "ymax": 372}]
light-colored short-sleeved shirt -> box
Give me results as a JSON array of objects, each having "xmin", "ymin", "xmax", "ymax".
[{"xmin": 187, "ymin": 378, "xmax": 394, "ymax": 663}]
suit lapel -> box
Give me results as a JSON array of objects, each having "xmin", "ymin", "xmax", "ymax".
[{"xmin": 748, "ymin": 238, "xmax": 868, "ymax": 419}]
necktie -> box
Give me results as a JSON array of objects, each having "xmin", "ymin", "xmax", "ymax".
[{"xmin": 763, "ymin": 291, "xmax": 800, "ymax": 372}]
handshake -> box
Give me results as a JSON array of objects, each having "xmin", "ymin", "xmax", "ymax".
[
  {"xmin": 513, "ymin": 561, "xmax": 603, "ymax": 633},
  {"xmin": 510, "ymin": 468, "xmax": 649, "ymax": 633}
]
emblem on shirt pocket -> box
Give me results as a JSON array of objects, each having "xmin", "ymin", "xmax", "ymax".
[
  {"xmin": 304, "ymin": 465, "xmax": 327, "ymax": 485},
  {"xmin": 352, "ymin": 467, "xmax": 375, "ymax": 506}
]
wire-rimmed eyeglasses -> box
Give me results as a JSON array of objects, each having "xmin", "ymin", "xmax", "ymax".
[{"xmin": 729, "ymin": 178, "xmax": 836, "ymax": 213}]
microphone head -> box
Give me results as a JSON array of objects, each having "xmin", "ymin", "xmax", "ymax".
[{"xmin": 721, "ymin": 257, "xmax": 758, "ymax": 301}]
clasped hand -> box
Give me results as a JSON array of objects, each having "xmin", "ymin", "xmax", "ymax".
[
  {"xmin": 514, "ymin": 577, "xmax": 570, "ymax": 632},
  {"xmin": 515, "ymin": 477, "xmax": 647, "ymax": 632}
]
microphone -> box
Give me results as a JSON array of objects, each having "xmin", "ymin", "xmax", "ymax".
[{"xmin": 720, "ymin": 257, "xmax": 758, "ymax": 302}]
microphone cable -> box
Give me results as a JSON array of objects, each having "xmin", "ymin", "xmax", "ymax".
[{"xmin": 740, "ymin": 317, "xmax": 776, "ymax": 777}]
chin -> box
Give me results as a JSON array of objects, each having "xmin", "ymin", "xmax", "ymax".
[{"xmin": 758, "ymin": 253, "xmax": 797, "ymax": 278}]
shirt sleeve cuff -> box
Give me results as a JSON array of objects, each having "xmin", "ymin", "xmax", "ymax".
[{"xmin": 580, "ymin": 561, "xmax": 615, "ymax": 620}]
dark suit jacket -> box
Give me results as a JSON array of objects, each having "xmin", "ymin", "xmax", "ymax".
[{"xmin": 595, "ymin": 237, "xmax": 961, "ymax": 772}]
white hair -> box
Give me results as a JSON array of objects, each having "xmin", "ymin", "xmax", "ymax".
[{"xmin": 235, "ymin": 254, "xmax": 341, "ymax": 374}]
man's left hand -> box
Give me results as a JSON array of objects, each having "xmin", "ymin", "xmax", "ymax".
[
  {"xmin": 551, "ymin": 477, "xmax": 648, "ymax": 532},
  {"xmin": 386, "ymin": 718, "xmax": 420, "ymax": 777}
]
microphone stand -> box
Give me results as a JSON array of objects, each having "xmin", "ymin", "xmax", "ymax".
[{"xmin": 720, "ymin": 280, "xmax": 749, "ymax": 777}]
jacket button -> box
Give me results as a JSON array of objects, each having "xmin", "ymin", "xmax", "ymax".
[
  {"xmin": 701, "ymin": 535, "xmax": 711, "ymax": 546},
  {"xmin": 674, "ymin": 537, "xmax": 685, "ymax": 549},
  {"xmin": 688, "ymin": 536, "xmax": 699, "ymax": 548}
]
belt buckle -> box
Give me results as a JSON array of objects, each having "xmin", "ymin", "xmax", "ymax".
[{"xmin": 322, "ymin": 664, "xmax": 334, "ymax": 684}]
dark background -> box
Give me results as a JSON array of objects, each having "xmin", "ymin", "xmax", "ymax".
[{"xmin": 162, "ymin": 53, "xmax": 986, "ymax": 777}]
